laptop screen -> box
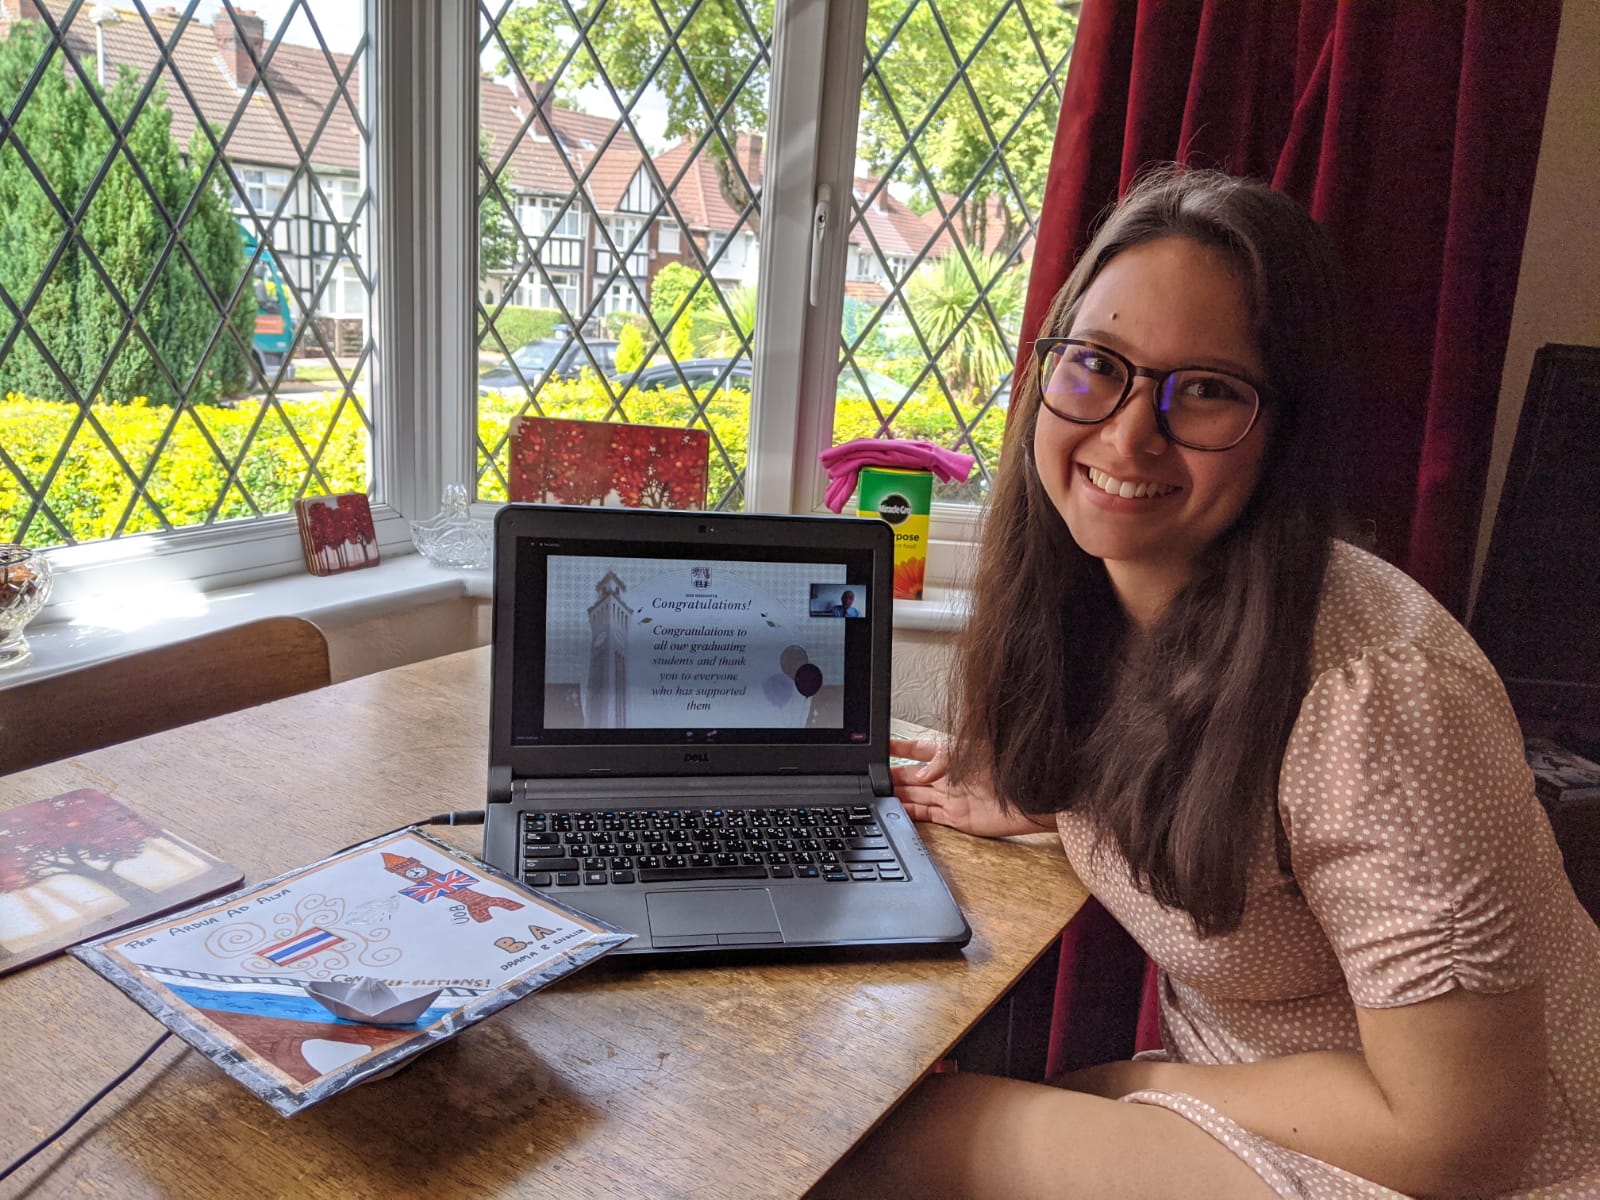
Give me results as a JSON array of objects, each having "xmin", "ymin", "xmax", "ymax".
[{"xmin": 510, "ymin": 536, "xmax": 877, "ymax": 748}]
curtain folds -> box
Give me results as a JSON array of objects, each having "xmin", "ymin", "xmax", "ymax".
[{"xmin": 1023, "ymin": 0, "xmax": 1564, "ymax": 1068}]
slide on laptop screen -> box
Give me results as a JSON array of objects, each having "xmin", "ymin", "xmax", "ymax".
[{"xmin": 483, "ymin": 504, "xmax": 971, "ymax": 958}]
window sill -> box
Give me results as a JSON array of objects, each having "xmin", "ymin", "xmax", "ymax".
[
  {"xmin": 890, "ymin": 590, "xmax": 968, "ymax": 633},
  {"xmin": 2, "ymin": 552, "xmax": 492, "ymax": 688},
  {"xmin": 3, "ymin": 553, "xmax": 968, "ymax": 688}
]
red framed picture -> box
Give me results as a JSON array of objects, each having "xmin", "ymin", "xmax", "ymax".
[
  {"xmin": 508, "ymin": 416, "xmax": 709, "ymax": 510},
  {"xmin": 294, "ymin": 492, "xmax": 380, "ymax": 576}
]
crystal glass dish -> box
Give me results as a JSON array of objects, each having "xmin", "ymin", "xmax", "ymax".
[
  {"xmin": 0, "ymin": 545, "xmax": 54, "ymax": 667},
  {"xmin": 409, "ymin": 484, "xmax": 493, "ymax": 570}
]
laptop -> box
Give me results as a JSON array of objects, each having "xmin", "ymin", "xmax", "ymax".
[{"xmin": 483, "ymin": 503, "xmax": 971, "ymax": 958}]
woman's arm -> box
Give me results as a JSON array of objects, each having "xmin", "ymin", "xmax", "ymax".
[
  {"xmin": 1062, "ymin": 982, "xmax": 1548, "ymax": 1197},
  {"xmin": 889, "ymin": 736, "xmax": 1057, "ymax": 838}
]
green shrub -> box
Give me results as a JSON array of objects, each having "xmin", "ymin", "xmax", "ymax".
[
  {"xmin": 614, "ymin": 323, "xmax": 647, "ymax": 374},
  {"xmin": 480, "ymin": 305, "xmax": 563, "ymax": 354}
]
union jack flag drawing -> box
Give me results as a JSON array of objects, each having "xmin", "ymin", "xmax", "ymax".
[
  {"xmin": 262, "ymin": 927, "xmax": 344, "ymax": 965},
  {"xmin": 400, "ymin": 869, "xmax": 477, "ymax": 903}
]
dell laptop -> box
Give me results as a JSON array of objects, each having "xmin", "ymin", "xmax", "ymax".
[{"xmin": 483, "ymin": 503, "xmax": 971, "ymax": 957}]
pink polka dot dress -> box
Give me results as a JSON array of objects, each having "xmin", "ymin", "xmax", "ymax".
[{"xmin": 1057, "ymin": 542, "xmax": 1600, "ymax": 1198}]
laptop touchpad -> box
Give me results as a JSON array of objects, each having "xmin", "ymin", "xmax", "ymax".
[{"xmin": 646, "ymin": 888, "xmax": 782, "ymax": 946}]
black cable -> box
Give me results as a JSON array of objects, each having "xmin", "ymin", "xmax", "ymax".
[
  {"xmin": 2, "ymin": 810, "xmax": 486, "ymax": 1180},
  {"xmin": 418, "ymin": 810, "xmax": 485, "ymax": 827},
  {"xmin": 0, "ymin": 1031, "xmax": 173, "ymax": 1184},
  {"xmin": 328, "ymin": 810, "xmax": 485, "ymax": 857}
]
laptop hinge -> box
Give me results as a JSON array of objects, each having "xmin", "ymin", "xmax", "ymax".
[
  {"xmin": 869, "ymin": 762, "xmax": 892, "ymax": 797},
  {"xmin": 488, "ymin": 765, "xmax": 513, "ymax": 805}
]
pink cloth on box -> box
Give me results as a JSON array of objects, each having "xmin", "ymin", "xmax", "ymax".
[{"xmin": 817, "ymin": 438, "xmax": 975, "ymax": 513}]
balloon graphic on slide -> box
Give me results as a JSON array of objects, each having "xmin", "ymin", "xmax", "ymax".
[
  {"xmin": 779, "ymin": 644, "xmax": 809, "ymax": 676},
  {"xmin": 763, "ymin": 673, "xmax": 795, "ymax": 707},
  {"xmin": 766, "ymin": 643, "xmax": 824, "ymax": 705},
  {"xmin": 793, "ymin": 663, "xmax": 823, "ymax": 698}
]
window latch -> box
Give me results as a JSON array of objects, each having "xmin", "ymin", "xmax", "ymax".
[{"xmin": 809, "ymin": 184, "xmax": 832, "ymax": 308}]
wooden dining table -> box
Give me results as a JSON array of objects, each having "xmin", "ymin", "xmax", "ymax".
[{"xmin": 0, "ymin": 646, "xmax": 1086, "ymax": 1198}]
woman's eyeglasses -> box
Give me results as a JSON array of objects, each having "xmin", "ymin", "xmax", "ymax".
[{"xmin": 1034, "ymin": 337, "xmax": 1265, "ymax": 451}]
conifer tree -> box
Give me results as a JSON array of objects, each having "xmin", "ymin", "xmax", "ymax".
[
  {"xmin": 0, "ymin": 22, "xmax": 91, "ymax": 400},
  {"xmin": 0, "ymin": 22, "xmax": 253, "ymax": 406}
]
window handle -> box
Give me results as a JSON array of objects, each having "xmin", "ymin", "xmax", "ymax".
[{"xmin": 809, "ymin": 184, "xmax": 832, "ymax": 307}]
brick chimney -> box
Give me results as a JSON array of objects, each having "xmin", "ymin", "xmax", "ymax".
[
  {"xmin": 741, "ymin": 132, "xmax": 763, "ymax": 184},
  {"xmin": 2, "ymin": 0, "xmax": 47, "ymax": 22},
  {"xmin": 215, "ymin": 8, "xmax": 265, "ymax": 85}
]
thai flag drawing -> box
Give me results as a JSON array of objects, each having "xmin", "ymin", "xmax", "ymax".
[
  {"xmin": 400, "ymin": 869, "xmax": 477, "ymax": 903},
  {"xmin": 262, "ymin": 927, "xmax": 344, "ymax": 965}
]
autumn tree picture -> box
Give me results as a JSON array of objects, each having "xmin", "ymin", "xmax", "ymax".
[
  {"xmin": 294, "ymin": 493, "xmax": 381, "ymax": 576},
  {"xmin": 508, "ymin": 418, "xmax": 708, "ymax": 510},
  {"xmin": 0, "ymin": 790, "xmax": 240, "ymax": 973}
]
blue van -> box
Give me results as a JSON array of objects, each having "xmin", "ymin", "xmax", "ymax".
[{"xmin": 239, "ymin": 224, "xmax": 295, "ymax": 382}]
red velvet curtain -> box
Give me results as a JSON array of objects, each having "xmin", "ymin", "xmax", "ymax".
[{"xmin": 1028, "ymin": 0, "xmax": 1564, "ymax": 1077}]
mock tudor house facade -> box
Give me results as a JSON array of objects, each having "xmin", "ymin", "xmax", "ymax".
[{"xmin": 2, "ymin": 0, "xmax": 1016, "ymax": 359}]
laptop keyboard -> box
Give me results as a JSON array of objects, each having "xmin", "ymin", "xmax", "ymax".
[{"xmin": 519, "ymin": 805, "xmax": 906, "ymax": 887}]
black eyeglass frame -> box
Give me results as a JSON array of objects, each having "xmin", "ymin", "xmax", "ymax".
[{"xmin": 1032, "ymin": 337, "xmax": 1267, "ymax": 451}]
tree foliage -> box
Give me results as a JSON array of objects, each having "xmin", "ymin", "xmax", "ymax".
[
  {"xmin": 698, "ymin": 284, "xmax": 756, "ymax": 357},
  {"xmin": 493, "ymin": 0, "xmax": 775, "ymax": 219},
  {"xmin": 859, "ymin": 2, "xmax": 1076, "ymax": 258},
  {"xmin": 0, "ymin": 21, "xmax": 254, "ymax": 406},
  {"xmin": 904, "ymin": 251, "xmax": 1023, "ymax": 394}
]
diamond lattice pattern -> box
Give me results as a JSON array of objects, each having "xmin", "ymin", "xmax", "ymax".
[
  {"xmin": 0, "ymin": 0, "xmax": 374, "ymax": 548},
  {"xmin": 476, "ymin": 0, "xmax": 773, "ymax": 512},
  {"xmin": 837, "ymin": 0, "xmax": 1075, "ymax": 504}
]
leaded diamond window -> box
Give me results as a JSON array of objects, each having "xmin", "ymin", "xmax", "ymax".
[
  {"xmin": 834, "ymin": 0, "xmax": 1076, "ymax": 504},
  {"xmin": 0, "ymin": 0, "xmax": 375, "ymax": 550},
  {"xmin": 474, "ymin": 0, "xmax": 1073, "ymax": 517},
  {"xmin": 476, "ymin": 0, "xmax": 774, "ymax": 513}
]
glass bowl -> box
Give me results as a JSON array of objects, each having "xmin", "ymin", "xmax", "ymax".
[
  {"xmin": 409, "ymin": 483, "xmax": 493, "ymax": 570},
  {"xmin": 0, "ymin": 545, "xmax": 54, "ymax": 667}
]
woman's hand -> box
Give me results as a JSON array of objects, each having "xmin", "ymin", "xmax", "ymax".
[{"xmin": 890, "ymin": 736, "xmax": 1057, "ymax": 839}]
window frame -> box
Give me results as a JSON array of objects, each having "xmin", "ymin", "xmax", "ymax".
[{"xmin": 33, "ymin": 0, "xmax": 978, "ymax": 618}]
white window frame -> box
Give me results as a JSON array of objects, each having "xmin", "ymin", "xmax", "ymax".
[
  {"xmin": 658, "ymin": 219, "xmax": 681, "ymax": 253},
  {"xmin": 38, "ymin": 0, "xmax": 973, "ymax": 617}
]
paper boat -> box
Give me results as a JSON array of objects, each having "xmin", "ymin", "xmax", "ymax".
[{"xmin": 304, "ymin": 978, "xmax": 444, "ymax": 1025}]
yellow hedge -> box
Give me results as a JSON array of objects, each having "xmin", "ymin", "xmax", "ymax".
[
  {"xmin": 0, "ymin": 393, "xmax": 368, "ymax": 546},
  {"xmin": 2, "ymin": 380, "xmax": 1005, "ymax": 546}
]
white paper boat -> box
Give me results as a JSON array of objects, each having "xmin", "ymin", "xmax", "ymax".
[{"xmin": 304, "ymin": 978, "xmax": 444, "ymax": 1025}]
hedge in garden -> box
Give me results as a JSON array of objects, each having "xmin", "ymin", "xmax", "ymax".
[{"xmin": 1, "ymin": 375, "xmax": 1005, "ymax": 545}]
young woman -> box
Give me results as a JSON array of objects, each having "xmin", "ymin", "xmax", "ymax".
[{"xmin": 816, "ymin": 169, "xmax": 1600, "ymax": 1198}]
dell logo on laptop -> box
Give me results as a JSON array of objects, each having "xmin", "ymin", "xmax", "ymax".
[{"xmin": 684, "ymin": 751, "xmax": 710, "ymax": 764}]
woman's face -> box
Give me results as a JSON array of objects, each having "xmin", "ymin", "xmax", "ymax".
[{"xmin": 1033, "ymin": 236, "xmax": 1270, "ymax": 618}]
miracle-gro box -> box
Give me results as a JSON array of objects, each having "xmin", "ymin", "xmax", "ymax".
[{"xmin": 858, "ymin": 467, "xmax": 932, "ymax": 600}]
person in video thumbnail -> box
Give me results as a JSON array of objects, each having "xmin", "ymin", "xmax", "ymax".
[{"xmin": 830, "ymin": 589, "xmax": 860, "ymax": 618}]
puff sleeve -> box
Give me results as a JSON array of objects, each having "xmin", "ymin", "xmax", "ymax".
[{"xmin": 1277, "ymin": 636, "xmax": 1556, "ymax": 1009}]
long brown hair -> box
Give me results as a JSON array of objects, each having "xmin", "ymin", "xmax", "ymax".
[{"xmin": 950, "ymin": 166, "xmax": 1348, "ymax": 935}]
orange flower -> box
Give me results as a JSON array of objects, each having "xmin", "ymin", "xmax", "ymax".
[{"xmin": 893, "ymin": 555, "xmax": 925, "ymax": 600}]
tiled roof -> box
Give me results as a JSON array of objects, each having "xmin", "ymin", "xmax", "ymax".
[
  {"xmin": 650, "ymin": 132, "xmax": 765, "ymax": 234},
  {"xmin": 478, "ymin": 74, "xmax": 646, "ymax": 215},
  {"xmin": 0, "ymin": 5, "xmax": 367, "ymax": 174}
]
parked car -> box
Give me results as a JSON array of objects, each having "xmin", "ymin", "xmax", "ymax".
[
  {"xmin": 478, "ymin": 337, "xmax": 620, "ymax": 394},
  {"xmin": 615, "ymin": 357, "xmax": 751, "ymax": 395},
  {"xmin": 835, "ymin": 365, "xmax": 914, "ymax": 404},
  {"xmin": 616, "ymin": 357, "xmax": 914, "ymax": 404}
]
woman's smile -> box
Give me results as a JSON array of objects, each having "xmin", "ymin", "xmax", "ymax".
[{"xmin": 1079, "ymin": 463, "xmax": 1182, "ymax": 501}]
